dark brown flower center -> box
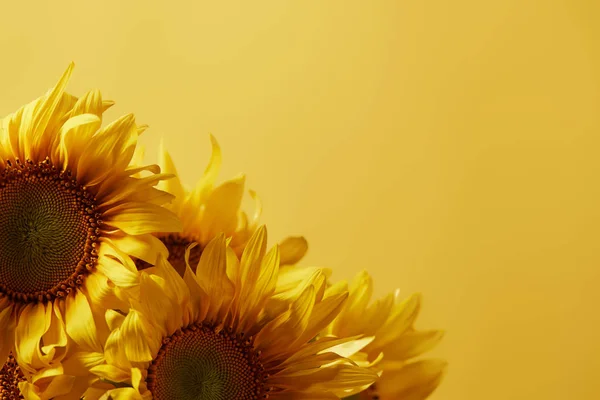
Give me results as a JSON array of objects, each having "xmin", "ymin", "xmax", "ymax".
[
  {"xmin": 0, "ymin": 158, "xmax": 100, "ymax": 303},
  {"xmin": 147, "ymin": 324, "xmax": 268, "ymax": 400},
  {"xmin": 135, "ymin": 234, "xmax": 202, "ymax": 277},
  {"xmin": 1, "ymin": 352, "xmax": 26, "ymax": 399}
]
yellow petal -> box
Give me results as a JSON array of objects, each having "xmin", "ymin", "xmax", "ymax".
[
  {"xmin": 361, "ymin": 292, "xmax": 395, "ymax": 337},
  {"xmin": 102, "ymin": 99, "xmax": 116, "ymax": 113},
  {"xmin": 239, "ymin": 225, "xmax": 267, "ymax": 298},
  {"xmin": 81, "ymin": 387, "xmax": 108, "ymax": 400},
  {"xmin": 68, "ymin": 89, "xmax": 104, "ymax": 118},
  {"xmin": 225, "ymin": 246, "xmax": 241, "ymax": 287},
  {"xmin": 40, "ymin": 301, "xmax": 67, "ymax": 358},
  {"xmin": 374, "ymin": 293, "xmax": 422, "ymax": 349},
  {"xmin": 135, "ymin": 273, "xmax": 172, "ymax": 337},
  {"xmin": 105, "ymin": 310, "xmax": 126, "ymax": 332},
  {"xmin": 79, "ymin": 114, "xmax": 137, "ymax": 184},
  {"xmin": 331, "ymin": 271, "xmax": 373, "ymax": 337},
  {"xmin": 103, "ymin": 388, "xmax": 144, "ymax": 400},
  {"xmin": 190, "ymin": 134, "xmax": 222, "ymax": 205},
  {"xmin": 195, "ymin": 234, "xmax": 234, "ymax": 322},
  {"xmin": 269, "ymin": 362, "xmax": 377, "ymax": 397},
  {"xmin": 324, "ymin": 280, "xmax": 348, "ymax": 298},
  {"xmin": 131, "ymin": 367, "xmax": 143, "ymax": 391},
  {"xmin": 62, "ymin": 352, "xmax": 105, "ymax": 376},
  {"xmin": 273, "ymin": 266, "xmax": 329, "ymax": 305},
  {"xmin": 105, "ymin": 234, "xmax": 168, "ymax": 265},
  {"xmin": 38, "ymin": 374, "xmax": 76, "ymax": 400},
  {"xmin": 126, "ymin": 185, "xmax": 177, "ymax": 207},
  {"xmin": 136, "ymin": 124, "xmax": 149, "ymax": 135},
  {"xmin": 260, "ymin": 285, "xmax": 315, "ymax": 362},
  {"xmin": 384, "ymin": 329, "xmax": 445, "ymax": 360},
  {"xmin": 18, "ymin": 382, "xmax": 42, "ymax": 400},
  {"xmin": 103, "ymin": 202, "xmax": 182, "ymax": 235},
  {"xmin": 120, "ymin": 310, "xmax": 154, "ymax": 363},
  {"xmin": 377, "ymin": 359, "xmax": 447, "ymax": 400},
  {"xmin": 157, "ymin": 143, "xmax": 185, "ymax": 206},
  {"xmin": 103, "ymin": 331, "xmax": 131, "ymax": 371},
  {"xmin": 59, "ymin": 113, "xmax": 102, "ymax": 172},
  {"xmin": 15, "ymin": 302, "xmax": 46, "ymax": 366},
  {"xmin": 30, "ymin": 364, "xmax": 64, "ymax": 383},
  {"xmin": 54, "ymin": 375, "xmax": 100, "ymax": 400},
  {"xmin": 279, "ymin": 236, "xmax": 309, "ymax": 265},
  {"xmin": 239, "ymin": 244, "xmax": 279, "ymax": 329},
  {"xmin": 247, "ymin": 189, "xmax": 262, "ymax": 229},
  {"xmin": 199, "ymin": 175, "xmax": 246, "ymax": 241},
  {"xmin": 28, "ymin": 63, "xmax": 74, "ymax": 161},
  {"xmin": 281, "ymin": 335, "xmax": 363, "ymax": 366},
  {"xmin": 95, "ymin": 252, "xmax": 139, "ymax": 289},
  {"xmin": 182, "ymin": 263, "xmax": 207, "ymax": 325},
  {"xmin": 326, "ymin": 336, "xmax": 374, "ymax": 358},
  {"xmin": 152, "ymin": 255, "xmax": 190, "ymax": 318},
  {"xmin": 97, "ymin": 172, "xmax": 175, "ymax": 209},
  {"xmin": 84, "ymin": 272, "xmax": 128, "ymax": 311},
  {"xmin": 89, "ymin": 364, "xmax": 131, "ymax": 383},
  {"xmin": 125, "ymin": 164, "xmax": 161, "ymax": 176},
  {"xmin": 254, "ymin": 309, "xmax": 293, "ymax": 350},
  {"xmin": 295, "ymin": 291, "xmax": 348, "ymax": 347},
  {"xmin": 65, "ymin": 291, "xmax": 101, "ymax": 351}
]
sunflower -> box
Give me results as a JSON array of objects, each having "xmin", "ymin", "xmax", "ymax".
[
  {"xmin": 324, "ymin": 271, "xmax": 447, "ymax": 400},
  {"xmin": 0, "ymin": 64, "xmax": 181, "ymax": 399},
  {"xmin": 89, "ymin": 226, "xmax": 379, "ymax": 399},
  {"xmin": 136, "ymin": 136, "xmax": 309, "ymax": 276}
]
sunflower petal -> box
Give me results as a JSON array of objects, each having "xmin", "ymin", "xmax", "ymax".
[
  {"xmin": 279, "ymin": 236, "xmax": 309, "ymax": 265},
  {"xmin": 373, "ymin": 293, "xmax": 422, "ymax": 349},
  {"xmin": 28, "ymin": 63, "xmax": 74, "ymax": 160},
  {"xmin": 15, "ymin": 302, "xmax": 46, "ymax": 366},
  {"xmin": 157, "ymin": 143, "xmax": 185, "ymax": 208},
  {"xmin": 120, "ymin": 309, "xmax": 153, "ymax": 363},
  {"xmin": 103, "ymin": 202, "xmax": 182, "ymax": 235},
  {"xmin": 105, "ymin": 233, "xmax": 168, "ymax": 265},
  {"xmin": 199, "ymin": 175, "xmax": 246, "ymax": 241},
  {"xmin": 59, "ymin": 113, "xmax": 102, "ymax": 172},
  {"xmin": 384, "ymin": 329, "xmax": 445, "ymax": 360},
  {"xmin": 65, "ymin": 291, "xmax": 101, "ymax": 351},
  {"xmin": 376, "ymin": 359, "xmax": 447, "ymax": 400}
]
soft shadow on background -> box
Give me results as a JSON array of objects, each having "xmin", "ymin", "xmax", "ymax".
[{"xmin": 1, "ymin": 1, "xmax": 599, "ymax": 399}]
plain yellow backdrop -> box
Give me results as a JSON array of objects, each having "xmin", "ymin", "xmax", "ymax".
[{"xmin": 0, "ymin": 1, "xmax": 599, "ymax": 399}]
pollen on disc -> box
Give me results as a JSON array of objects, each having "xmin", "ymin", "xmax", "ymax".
[
  {"xmin": 147, "ymin": 325, "xmax": 267, "ymax": 400},
  {"xmin": 0, "ymin": 159, "xmax": 99, "ymax": 303},
  {"xmin": 0, "ymin": 352, "xmax": 26, "ymax": 399}
]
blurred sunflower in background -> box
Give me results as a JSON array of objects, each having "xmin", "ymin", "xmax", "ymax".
[
  {"xmin": 270, "ymin": 267, "xmax": 446, "ymax": 399},
  {"xmin": 0, "ymin": 65, "xmax": 180, "ymax": 399},
  {"xmin": 135, "ymin": 136, "xmax": 309, "ymax": 276},
  {"xmin": 327, "ymin": 271, "xmax": 447, "ymax": 400},
  {"xmin": 0, "ymin": 64, "xmax": 445, "ymax": 400}
]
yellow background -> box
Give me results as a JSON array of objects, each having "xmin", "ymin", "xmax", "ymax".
[{"xmin": 1, "ymin": 1, "xmax": 599, "ymax": 399}]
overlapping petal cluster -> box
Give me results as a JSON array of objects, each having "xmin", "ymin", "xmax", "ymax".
[{"xmin": 0, "ymin": 66, "xmax": 445, "ymax": 400}]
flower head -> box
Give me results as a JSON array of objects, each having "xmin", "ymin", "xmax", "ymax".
[
  {"xmin": 135, "ymin": 136, "xmax": 310, "ymax": 276},
  {"xmin": 92, "ymin": 227, "xmax": 378, "ymax": 399},
  {"xmin": 0, "ymin": 64, "xmax": 181, "ymax": 399}
]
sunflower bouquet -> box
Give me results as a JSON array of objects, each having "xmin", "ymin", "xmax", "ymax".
[{"xmin": 0, "ymin": 65, "xmax": 446, "ymax": 400}]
